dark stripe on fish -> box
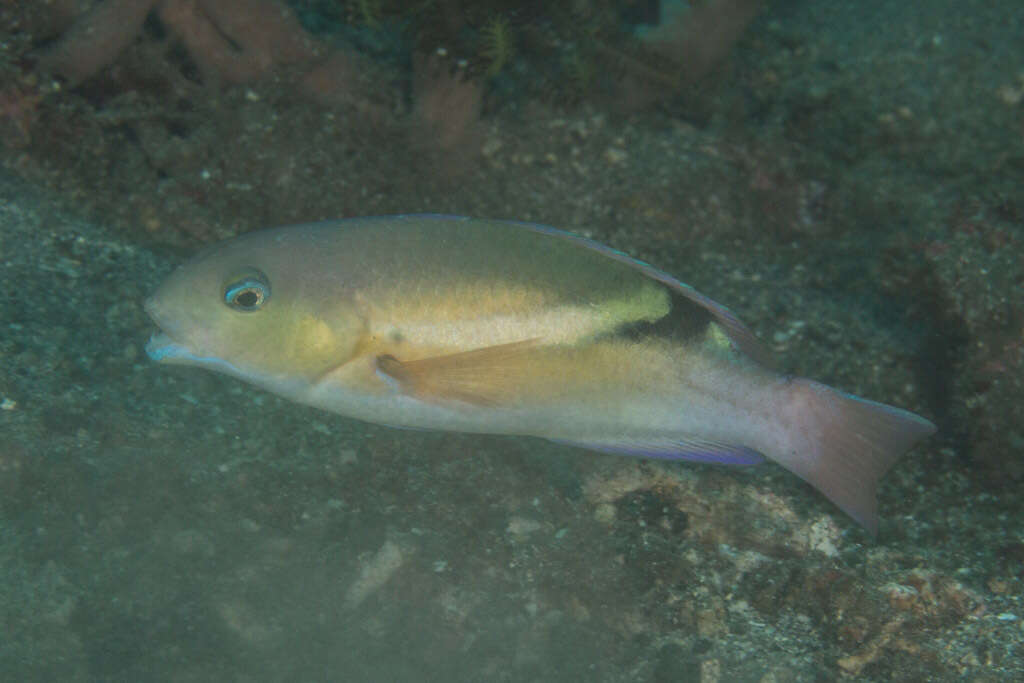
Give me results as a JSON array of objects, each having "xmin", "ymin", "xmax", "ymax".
[{"xmin": 614, "ymin": 288, "xmax": 716, "ymax": 344}]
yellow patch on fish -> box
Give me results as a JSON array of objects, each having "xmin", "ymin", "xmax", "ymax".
[{"xmin": 359, "ymin": 280, "xmax": 670, "ymax": 350}]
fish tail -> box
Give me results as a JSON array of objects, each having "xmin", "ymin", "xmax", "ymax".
[{"xmin": 773, "ymin": 378, "xmax": 936, "ymax": 535}]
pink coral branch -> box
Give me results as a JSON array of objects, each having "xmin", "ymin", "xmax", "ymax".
[
  {"xmin": 650, "ymin": 0, "xmax": 763, "ymax": 84},
  {"xmin": 157, "ymin": 0, "xmax": 320, "ymax": 84},
  {"xmin": 413, "ymin": 52, "xmax": 482, "ymax": 153},
  {"xmin": 38, "ymin": 0, "xmax": 158, "ymax": 83},
  {"xmin": 38, "ymin": 0, "xmax": 323, "ymax": 86}
]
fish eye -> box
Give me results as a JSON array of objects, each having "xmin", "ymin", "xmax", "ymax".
[{"xmin": 224, "ymin": 270, "xmax": 271, "ymax": 312}]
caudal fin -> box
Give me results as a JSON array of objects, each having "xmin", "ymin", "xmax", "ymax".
[{"xmin": 775, "ymin": 379, "xmax": 936, "ymax": 535}]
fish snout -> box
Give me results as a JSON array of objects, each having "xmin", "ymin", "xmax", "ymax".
[{"xmin": 142, "ymin": 295, "xmax": 184, "ymax": 361}]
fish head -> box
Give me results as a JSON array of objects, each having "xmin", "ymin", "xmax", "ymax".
[{"xmin": 144, "ymin": 231, "xmax": 365, "ymax": 390}]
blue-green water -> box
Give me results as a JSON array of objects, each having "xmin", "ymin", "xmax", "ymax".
[{"xmin": 0, "ymin": 1, "xmax": 1021, "ymax": 680}]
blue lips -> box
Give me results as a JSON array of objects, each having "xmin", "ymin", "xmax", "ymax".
[
  {"xmin": 145, "ymin": 332, "xmax": 188, "ymax": 362},
  {"xmin": 145, "ymin": 332, "xmax": 248, "ymax": 377}
]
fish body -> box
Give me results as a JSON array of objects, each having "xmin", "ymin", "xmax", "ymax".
[{"xmin": 145, "ymin": 215, "xmax": 935, "ymax": 532}]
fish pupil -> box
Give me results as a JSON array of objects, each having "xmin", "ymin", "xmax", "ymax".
[
  {"xmin": 235, "ymin": 289, "xmax": 260, "ymax": 308},
  {"xmin": 224, "ymin": 272, "xmax": 270, "ymax": 311}
]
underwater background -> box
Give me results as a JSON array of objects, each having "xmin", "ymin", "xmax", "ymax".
[{"xmin": 0, "ymin": 0, "xmax": 1021, "ymax": 680}]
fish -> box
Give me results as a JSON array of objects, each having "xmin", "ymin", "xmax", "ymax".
[{"xmin": 144, "ymin": 215, "xmax": 936, "ymax": 533}]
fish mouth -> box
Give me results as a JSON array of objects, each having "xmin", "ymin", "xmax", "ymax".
[
  {"xmin": 143, "ymin": 296, "xmax": 194, "ymax": 363},
  {"xmin": 142, "ymin": 297, "xmax": 248, "ymax": 376},
  {"xmin": 145, "ymin": 331, "xmax": 192, "ymax": 362},
  {"xmin": 141, "ymin": 296, "xmax": 264, "ymax": 383}
]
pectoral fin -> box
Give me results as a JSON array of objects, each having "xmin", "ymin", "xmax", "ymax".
[{"xmin": 374, "ymin": 339, "xmax": 541, "ymax": 406}]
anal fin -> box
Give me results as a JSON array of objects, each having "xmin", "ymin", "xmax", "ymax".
[{"xmin": 549, "ymin": 436, "xmax": 765, "ymax": 465}]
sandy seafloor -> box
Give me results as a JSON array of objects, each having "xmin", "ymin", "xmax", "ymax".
[{"xmin": 1, "ymin": 0, "xmax": 1023, "ymax": 681}]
